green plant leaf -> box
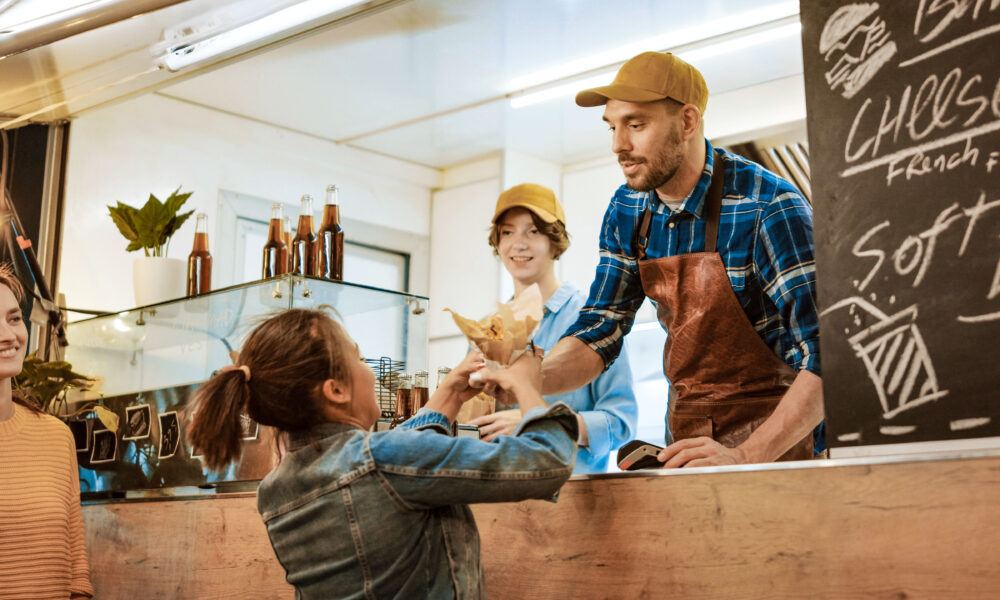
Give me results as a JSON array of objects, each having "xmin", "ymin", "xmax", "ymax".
[
  {"xmin": 162, "ymin": 209, "xmax": 195, "ymax": 244},
  {"xmin": 164, "ymin": 187, "xmax": 193, "ymax": 215},
  {"xmin": 108, "ymin": 204, "xmax": 140, "ymax": 245},
  {"xmin": 13, "ymin": 352, "xmax": 95, "ymax": 415},
  {"xmin": 133, "ymin": 194, "xmax": 167, "ymax": 254},
  {"xmin": 108, "ymin": 187, "xmax": 194, "ymax": 255},
  {"xmin": 93, "ymin": 405, "xmax": 120, "ymax": 433}
]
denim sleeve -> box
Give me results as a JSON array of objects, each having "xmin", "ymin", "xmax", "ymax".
[
  {"xmin": 561, "ymin": 199, "xmax": 646, "ymax": 369},
  {"xmin": 578, "ymin": 342, "xmax": 638, "ymax": 459},
  {"xmin": 369, "ymin": 403, "xmax": 579, "ymax": 510}
]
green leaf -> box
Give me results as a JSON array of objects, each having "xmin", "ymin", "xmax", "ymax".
[
  {"xmin": 13, "ymin": 351, "xmax": 95, "ymax": 415},
  {"xmin": 93, "ymin": 406, "xmax": 120, "ymax": 433},
  {"xmin": 108, "ymin": 205, "xmax": 140, "ymax": 244},
  {"xmin": 162, "ymin": 209, "xmax": 195, "ymax": 243},
  {"xmin": 108, "ymin": 187, "xmax": 195, "ymax": 254},
  {"xmin": 164, "ymin": 187, "xmax": 193, "ymax": 216}
]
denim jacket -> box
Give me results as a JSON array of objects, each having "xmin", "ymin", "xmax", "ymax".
[{"xmin": 257, "ymin": 402, "xmax": 578, "ymax": 599}]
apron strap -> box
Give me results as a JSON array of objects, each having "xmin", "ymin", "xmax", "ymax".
[
  {"xmin": 636, "ymin": 208, "xmax": 653, "ymax": 260},
  {"xmin": 703, "ymin": 152, "xmax": 725, "ymax": 253},
  {"xmin": 634, "ymin": 150, "xmax": 726, "ymax": 258}
]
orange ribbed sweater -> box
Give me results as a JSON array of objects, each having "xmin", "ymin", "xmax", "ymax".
[{"xmin": 0, "ymin": 403, "xmax": 93, "ymax": 600}]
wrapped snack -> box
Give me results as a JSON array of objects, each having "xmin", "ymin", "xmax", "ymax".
[
  {"xmin": 455, "ymin": 392, "xmax": 495, "ymax": 424},
  {"xmin": 444, "ymin": 284, "xmax": 543, "ymax": 422},
  {"xmin": 444, "ymin": 283, "xmax": 543, "ymax": 368}
]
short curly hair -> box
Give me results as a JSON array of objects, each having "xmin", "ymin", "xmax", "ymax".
[{"xmin": 488, "ymin": 208, "xmax": 570, "ymax": 260}]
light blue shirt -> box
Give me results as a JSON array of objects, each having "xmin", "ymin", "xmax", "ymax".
[{"xmin": 536, "ymin": 283, "xmax": 638, "ymax": 473}]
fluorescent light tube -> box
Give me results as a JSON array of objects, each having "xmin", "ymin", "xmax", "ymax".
[
  {"xmin": 159, "ymin": 0, "xmax": 365, "ymax": 72},
  {"xmin": 510, "ymin": 71, "xmax": 615, "ymax": 109},
  {"xmin": 677, "ymin": 21, "xmax": 800, "ymax": 64},
  {"xmin": 509, "ymin": 18, "xmax": 802, "ymax": 110},
  {"xmin": 507, "ymin": 1, "xmax": 799, "ymax": 91}
]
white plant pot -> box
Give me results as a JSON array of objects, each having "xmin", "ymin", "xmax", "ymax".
[{"xmin": 132, "ymin": 257, "xmax": 186, "ymax": 307}]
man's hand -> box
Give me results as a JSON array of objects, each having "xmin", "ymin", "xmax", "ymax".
[
  {"xmin": 656, "ymin": 437, "xmax": 747, "ymax": 468},
  {"xmin": 469, "ymin": 409, "xmax": 523, "ymax": 442}
]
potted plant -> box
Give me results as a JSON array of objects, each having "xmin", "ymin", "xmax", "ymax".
[
  {"xmin": 13, "ymin": 352, "xmax": 118, "ymax": 432},
  {"xmin": 108, "ymin": 186, "xmax": 195, "ymax": 306}
]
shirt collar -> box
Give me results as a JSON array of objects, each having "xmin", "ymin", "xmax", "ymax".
[
  {"xmin": 651, "ymin": 138, "xmax": 715, "ymax": 219},
  {"xmin": 544, "ymin": 283, "xmax": 577, "ymax": 315},
  {"xmin": 287, "ymin": 421, "xmax": 358, "ymax": 451}
]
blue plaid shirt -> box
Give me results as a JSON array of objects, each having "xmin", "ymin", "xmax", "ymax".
[{"xmin": 564, "ymin": 140, "xmax": 821, "ymax": 377}]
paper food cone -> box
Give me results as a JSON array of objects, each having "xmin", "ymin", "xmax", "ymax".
[{"xmin": 444, "ymin": 283, "xmax": 543, "ymax": 367}]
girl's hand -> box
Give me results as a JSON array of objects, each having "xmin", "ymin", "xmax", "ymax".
[
  {"xmin": 477, "ymin": 347, "xmax": 546, "ymax": 411},
  {"xmin": 435, "ymin": 350, "xmax": 487, "ymax": 405}
]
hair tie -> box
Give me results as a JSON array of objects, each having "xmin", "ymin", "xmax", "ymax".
[{"xmin": 221, "ymin": 364, "xmax": 251, "ymax": 382}]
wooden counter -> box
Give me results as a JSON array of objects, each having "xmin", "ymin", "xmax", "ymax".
[{"xmin": 82, "ymin": 451, "xmax": 1000, "ymax": 598}]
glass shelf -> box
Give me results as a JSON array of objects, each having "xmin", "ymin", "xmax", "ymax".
[
  {"xmin": 66, "ymin": 274, "xmax": 427, "ymax": 397},
  {"xmin": 65, "ymin": 274, "xmax": 427, "ymax": 497}
]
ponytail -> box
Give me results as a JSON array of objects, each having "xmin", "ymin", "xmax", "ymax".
[
  {"xmin": 186, "ymin": 308, "xmax": 356, "ymax": 472},
  {"xmin": 186, "ymin": 369, "xmax": 252, "ymax": 472}
]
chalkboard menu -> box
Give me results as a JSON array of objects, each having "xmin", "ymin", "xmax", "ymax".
[{"xmin": 801, "ymin": 1, "xmax": 1000, "ymax": 450}]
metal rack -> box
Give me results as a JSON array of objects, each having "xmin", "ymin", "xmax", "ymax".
[{"xmin": 365, "ymin": 356, "xmax": 406, "ymax": 419}]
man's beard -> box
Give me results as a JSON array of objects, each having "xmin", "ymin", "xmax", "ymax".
[{"xmin": 619, "ymin": 126, "xmax": 685, "ymax": 192}]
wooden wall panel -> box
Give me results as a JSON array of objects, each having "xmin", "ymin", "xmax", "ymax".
[
  {"xmin": 83, "ymin": 455, "xmax": 1000, "ymax": 599},
  {"xmin": 83, "ymin": 494, "xmax": 294, "ymax": 599}
]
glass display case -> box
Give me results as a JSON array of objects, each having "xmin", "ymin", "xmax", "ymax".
[{"xmin": 65, "ymin": 275, "xmax": 427, "ymax": 498}]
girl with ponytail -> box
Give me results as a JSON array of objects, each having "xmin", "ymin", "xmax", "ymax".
[{"xmin": 186, "ymin": 307, "xmax": 578, "ymax": 599}]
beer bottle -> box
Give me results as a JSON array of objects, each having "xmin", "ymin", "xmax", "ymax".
[
  {"xmin": 436, "ymin": 367, "xmax": 451, "ymax": 392},
  {"xmin": 282, "ymin": 215, "xmax": 293, "ymax": 272},
  {"xmin": 314, "ymin": 184, "xmax": 344, "ymax": 280},
  {"xmin": 390, "ymin": 375, "xmax": 413, "ymax": 429},
  {"xmin": 436, "ymin": 367, "xmax": 456, "ymax": 435},
  {"xmin": 412, "ymin": 371, "xmax": 429, "ymax": 412},
  {"xmin": 262, "ymin": 203, "xmax": 288, "ymax": 278},
  {"xmin": 291, "ymin": 194, "xmax": 316, "ymax": 275},
  {"xmin": 186, "ymin": 213, "xmax": 212, "ymax": 295}
]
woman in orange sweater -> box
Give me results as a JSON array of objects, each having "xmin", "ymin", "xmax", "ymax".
[{"xmin": 0, "ymin": 264, "xmax": 93, "ymax": 600}]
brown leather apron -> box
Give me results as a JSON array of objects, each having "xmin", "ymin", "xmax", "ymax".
[{"xmin": 636, "ymin": 153, "xmax": 812, "ymax": 461}]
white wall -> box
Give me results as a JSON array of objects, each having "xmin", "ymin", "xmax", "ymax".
[
  {"xmin": 559, "ymin": 157, "xmax": 624, "ymax": 295},
  {"xmin": 60, "ymin": 93, "xmax": 439, "ymax": 316},
  {"xmin": 427, "ymin": 156, "xmax": 502, "ymax": 374}
]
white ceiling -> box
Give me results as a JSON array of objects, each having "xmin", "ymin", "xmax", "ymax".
[{"xmin": 1, "ymin": 0, "xmax": 806, "ymax": 169}]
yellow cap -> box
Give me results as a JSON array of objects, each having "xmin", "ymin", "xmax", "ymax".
[
  {"xmin": 492, "ymin": 183, "xmax": 565, "ymax": 225},
  {"xmin": 575, "ymin": 51, "xmax": 708, "ymax": 114}
]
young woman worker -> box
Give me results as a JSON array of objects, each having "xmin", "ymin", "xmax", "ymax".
[
  {"xmin": 470, "ymin": 183, "xmax": 639, "ymax": 473},
  {"xmin": 0, "ymin": 264, "xmax": 93, "ymax": 600}
]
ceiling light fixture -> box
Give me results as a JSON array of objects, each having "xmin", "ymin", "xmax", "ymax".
[
  {"xmin": 508, "ymin": 2, "xmax": 801, "ymax": 110},
  {"xmin": 507, "ymin": 1, "xmax": 798, "ymax": 92},
  {"xmin": 158, "ymin": 0, "xmax": 367, "ymax": 72},
  {"xmin": 510, "ymin": 71, "xmax": 614, "ymax": 109},
  {"xmin": 508, "ymin": 19, "xmax": 802, "ymax": 108}
]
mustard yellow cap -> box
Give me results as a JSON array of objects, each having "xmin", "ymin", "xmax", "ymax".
[
  {"xmin": 492, "ymin": 183, "xmax": 565, "ymax": 225},
  {"xmin": 575, "ymin": 51, "xmax": 708, "ymax": 114}
]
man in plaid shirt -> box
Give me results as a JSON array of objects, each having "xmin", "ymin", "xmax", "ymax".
[{"xmin": 541, "ymin": 51, "xmax": 824, "ymax": 467}]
